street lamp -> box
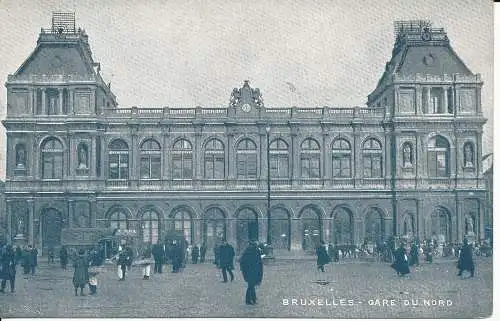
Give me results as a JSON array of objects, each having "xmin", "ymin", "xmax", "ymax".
[{"xmin": 266, "ymin": 125, "xmax": 271, "ymax": 246}]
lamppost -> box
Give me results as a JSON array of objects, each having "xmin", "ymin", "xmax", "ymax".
[{"xmin": 266, "ymin": 125, "xmax": 271, "ymax": 246}]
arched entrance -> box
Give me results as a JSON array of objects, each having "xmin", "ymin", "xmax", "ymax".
[
  {"xmin": 41, "ymin": 208, "xmax": 63, "ymax": 255},
  {"xmin": 332, "ymin": 207, "xmax": 353, "ymax": 245},
  {"xmin": 270, "ymin": 207, "xmax": 291, "ymax": 251},
  {"xmin": 430, "ymin": 207, "xmax": 451, "ymax": 243},
  {"xmin": 364, "ymin": 208, "xmax": 384, "ymax": 244},
  {"xmin": 236, "ymin": 208, "xmax": 259, "ymax": 252},
  {"xmin": 203, "ymin": 208, "xmax": 226, "ymax": 251},
  {"xmin": 300, "ymin": 206, "xmax": 322, "ymax": 252}
]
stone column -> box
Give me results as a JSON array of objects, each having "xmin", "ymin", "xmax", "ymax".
[
  {"xmin": 90, "ymin": 198, "xmax": 97, "ymax": 228},
  {"xmin": 27, "ymin": 199, "xmax": 34, "ymax": 245},
  {"xmin": 426, "ymin": 86, "xmax": 432, "ymax": 114},
  {"xmin": 68, "ymin": 200, "xmax": 75, "ymax": 227},
  {"xmin": 194, "ymin": 130, "xmax": 202, "ymax": 187},
  {"xmin": 162, "ymin": 129, "xmax": 170, "ymax": 180},
  {"xmin": 130, "ymin": 132, "xmax": 138, "ymax": 183},
  {"xmin": 58, "ymin": 88, "xmax": 63, "ymax": 115},
  {"xmin": 226, "ymin": 217, "xmax": 236, "ymax": 247},
  {"xmin": 6, "ymin": 200, "xmax": 12, "ymax": 242},
  {"xmin": 227, "ymin": 133, "xmax": 235, "ymax": 179},
  {"xmin": 193, "ymin": 218, "xmax": 201, "ymax": 246},
  {"xmin": 479, "ymin": 200, "xmax": 485, "ymax": 240},
  {"xmin": 290, "ymin": 217, "xmax": 302, "ymax": 252},
  {"xmin": 291, "ymin": 131, "xmax": 300, "ymax": 188},
  {"xmin": 442, "ymin": 87, "xmax": 448, "ymax": 114},
  {"xmin": 41, "ymin": 89, "xmax": 46, "ymax": 115},
  {"xmin": 91, "ymin": 135, "xmax": 97, "ymax": 178},
  {"xmin": 416, "ymin": 85, "xmax": 423, "ymax": 115},
  {"xmin": 259, "ymin": 131, "xmax": 266, "ymax": 188},
  {"xmin": 258, "ymin": 216, "xmax": 266, "ymax": 243},
  {"xmin": 69, "ymin": 88, "xmax": 74, "ymax": 115},
  {"xmin": 28, "ymin": 88, "xmax": 34, "ymax": 114},
  {"xmin": 322, "ymin": 131, "xmax": 329, "ymax": 186}
]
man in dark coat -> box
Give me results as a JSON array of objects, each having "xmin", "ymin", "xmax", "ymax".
[
  {"xmin": 59, "ymin": 246, "xmax": 68, "ymax": 269},
  {"xmin": 219, "ymin": 241, "xmax": 235, "ymax": 282},
  {"xmin": 409, "ymin": 241, "xmax": 420, "ymax": 266},
  {"xmin": 29, "ymin": 245, "xmax": 38, "ymax": 275},
  {"xmin": 15, "ymin": 246, "xmax": 22, "ymax": 264},
  {"xmin": 152, "ymin": 243, "xmax": 165, "ymax": 273},
  {"xmin": 72, "ymin": 249, "xmax": 89, "ymax": 296},
  {"xmin": 191, "ymin": 245, "xmax": 199, "ymax": 264},
  {"xmin": 391, "ymin": 243, "xmax": 410, "ymax": 276},
  {"xmin": 171, "ymin": 242, "xmax": 182, "ymax": 273},
  {"xmin": 458, "ymin": 239, "xmax": 475, "ymax": 277},
  {"xmin": 239, "ymin": 241, "xmax": 263, "ymax": 305},
  {"xmin": 117, "ymin": 250, "xmax": 129, "ymax": 280},
  {"xmin": 316, "ymin": 242, "xmax": 329, "ymax": 272},
  {"xmin": 200, "ymin": 243, "xmax": 207, "ymax": 263},
  {"xmin": 0, "ymin": 245, "xmax": 17, "ymax": 293}
]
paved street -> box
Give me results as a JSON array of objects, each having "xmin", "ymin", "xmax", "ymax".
[{"xmin": 0, "ymin": 257, "xmax": 492, "ymax": 318}]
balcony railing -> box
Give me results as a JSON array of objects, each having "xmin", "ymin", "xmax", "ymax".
[{"xmin": 3, "ymin": 178, "xmax": 485, "ymax": 192}]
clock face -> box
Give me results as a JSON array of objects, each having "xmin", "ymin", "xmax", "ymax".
[
  {"xmin": 242, "ymin": 104, "xmax": 251, "ymax": 112},
  {"xmin": 422, "ymin": 31, "xmax": 432, "ymax": 41}
]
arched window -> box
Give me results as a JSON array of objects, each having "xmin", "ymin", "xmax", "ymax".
[
  {"xmin": 173, "ymin": 209, "xmax": 193, "ymax": 244},
  {"xmin": 141, "ymin": 210, "xmax": 159, "ymax": 244},
  {"xmin": 463, "ymin": 142, "xmax": 475, "ymax": 168},
  {"xmin": 428, "ymin": 136, "xmax": 450, "ymax": 177},
  {"xmin": 364, "ymin": 208, "xmax": 384, "ymax": 244},
  {"xmin": 41, "ymin": 137, "xmax": 64, "ymax": 179},
  {"xmin": 109, "ymin": 210, "xmax": 128, "ymax": 230},
  {"xmin": 332, "ymin": 139, "xmax": 351, "ymax": 178},
  {"xmin": 15, "ymin": 143, "xmax": 26, "ymax": 169},
  {"xmin": 402, "ymin": 142, "xmax": 413, "ymax": 168},
  {"xmin": 77, "ymin": 143, "xmax": 89, "ymax": 169},
  {"xmin": 140, "ymin": 139, "xmax": 161, "ymax": 179},
  {"xmin": 430, "ymin": 208, "xmax": 451, "ymax": 243},
  {"xmin": 270, "ymin": 207, "xmax": 290, "ymax": 250},
  {"xmin": 108, "ymin": 139, "xmax": 129, "ymax": 179},
  {"xmin": 269, "ymin": 139, "xmax": 289, "ymax": 178},
  {"xmin": 172, "ymin": 139, "xmax": 193, "ymax": 179},
  {"xmin": 204, "ymin": 139, "xmax": 225, "ymax": 179},
  {"xmin": 204, "ymin": 208, "xmax": 226, "ymax": 250},
  {"xmin": 333, "ymin": 208, "xmax": 353, "ymax": 245},
  {"xmin": 362, "ymin": 138, "xmax": 382, "ymax": 178},
  {"xmin": 301, "ymin": 207, "xmax": 322, "ymax": 251},
  {"xmin": 236, "ymin": 139, "xmax": 257, "ymax": 179},
  {"xmin": 300, "ymin": 138, "xmax": 320, "ymax": 178}
]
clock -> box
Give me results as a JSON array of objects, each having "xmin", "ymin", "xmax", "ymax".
[
  {"xmin": 421, "ymin": 30, "xmax": 432, "ymax": 41},
  {"xmin": 242, "ymin": 103, "xmax": 251, "ymax": 112}
]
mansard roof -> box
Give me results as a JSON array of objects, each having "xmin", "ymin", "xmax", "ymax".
[{"xmin": 368, "ymin": 20, "xmax": 476, "ymax": 103}]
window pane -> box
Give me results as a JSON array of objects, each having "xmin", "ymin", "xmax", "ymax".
[
  {"xmin": 151, "ymin": 157, "xmax": 161, "ymax": 178},
  {"xmin": 43, "ymin": 154, "xmax": 53, "ymax": 179},
  {"xmin": 214, "ymin": 157, "xmax": 224, "ymax": 179},
  {"xmin": 140, "ymin": 157, "xmax": 150, "ymax": 179},
  {"xmin": 172, "ymin": 157, "xmax": 182, "ymax": 179}
]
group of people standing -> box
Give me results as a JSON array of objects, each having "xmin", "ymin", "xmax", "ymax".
[{"xmin": 390, "ymin": 238, "xmax": 476, "ymax": 278}]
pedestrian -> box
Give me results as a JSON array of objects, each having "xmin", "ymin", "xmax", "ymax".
[
  {"xmin": 219, "ymin": 240, "xmax": 235, "ymax": 282},
  {"xmin": 29, "ymin": 245, "xmax": 38, "ymax": 275},
  {"xmin": 214, "ymin": 243, "xmax": 221, "ymax": 268},
  {"xmin": 47, "ymin": 246, "xmax": 55, "ymax": 265},
  {"xmin": 72, "ymin": 249, "xmax": 89, "ymax": 296},
  {"xmin": 191, "ymin": 245, "xmax": 199, "ymax": 264},
  {"xmin": 152, "ymin": 243, "xmax": 164, "ymax": 273},
  {"xmin": 141, "ymin": 245, "xmax": 153, "ymax": 280},
  {"xmin": 391, "ymin": 242, "xmax": 410, "ymax": 276},
  {"xmin": 316, "ymin": 242, "xmax": 329, "ymax": 272},
  {"xmin": 171, "ymin": 241, "xmax": 182, "ymax": 273},
  {"xmin": 239, "ymin": 241, "xmax": 263, "ymax": 305},
  {"xmin": 117, "ymin": 250, "xmax": 129, "ymax": 281},
  {"xmin": 409, "ymin": 241, "xmax": 419, "ymax": 267},
  {"xmin": 200, "ymin": 243, "xmax": 207, "ymax": 263},
  {"xmin": 125, "ymin": 246, "xmax": 134, "ymax": 271},
  {"xmin": 88, "ymin": 268, "xmax": 98, "ymax": 295},
  {"xmin": 21, "ymin": 246, "xmax": 30, "ymax": 274},
  {"xmin": 60, "ymin": 246, "xmax": 68, "ymax": 269},
  {"xmin": 15, "ymin": 246, "xmax": 22, "ymax": 265},
  {"xmin": 0, "ymin": 245, "xmax": 17, "ymax": 293},
  {"xmin": 457, "ymin": 239, "xmax": 475, "ymax": 278}
]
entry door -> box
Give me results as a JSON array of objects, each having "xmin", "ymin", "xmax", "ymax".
[{"xmin": 42, "ymin": 209, "xmax": 63, "ymax": 254}]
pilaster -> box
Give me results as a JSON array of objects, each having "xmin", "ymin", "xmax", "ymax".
[{"xmin": 27, "ymin": 199, "xmax": 34, "ymax": 246}]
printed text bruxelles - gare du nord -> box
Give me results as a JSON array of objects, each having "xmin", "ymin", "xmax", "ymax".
[{"xmin": 281, "ymin": 298, "xmax": 453, "ymax": 307}]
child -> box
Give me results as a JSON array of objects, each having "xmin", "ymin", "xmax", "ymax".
[{"xmin": 88, "ymin": 267, "xmax": 99, "ymax": 295}]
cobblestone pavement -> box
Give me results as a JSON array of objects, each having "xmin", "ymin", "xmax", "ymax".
[{"xmin": 0, "ymin": 257, "xmax": 492, "ymax": 318}]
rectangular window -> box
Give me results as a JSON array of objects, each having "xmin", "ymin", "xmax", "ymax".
[
  {"xmin": 363, "ymin": 155, "xmax": 382, "ymax": 178},
  {"xmin": 437, "ymin": 153, "xmax": 447, "ymax": 177},
  {"xmin": 270, "ymin": 155, "xmax": 288, "ymax": 178},
  {"xmin": 172, "ymin": 157, "xmax": 182, "ymax": 179},
  {"xmin": 109, "ymin": 154, "xmax": 119, "ymax": 179},
  {"xmin": 140, "ymin": 157, "xmax": 150, "ymax": 179},
  {"xmin": 333, "ymin": 155, "xmax": 351, "ymax": 178},
  {"xmin": 119, "ymin": 155, "xmax": 128, "ymax": 179},
  {"xmin": 150, "ymin": 157, "xmax": 161, "ymax": 179}
]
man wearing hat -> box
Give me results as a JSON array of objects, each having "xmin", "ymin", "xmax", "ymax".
[{"xmin": 239, "ymin": 241, "xmax": 263, "ymax": 305}]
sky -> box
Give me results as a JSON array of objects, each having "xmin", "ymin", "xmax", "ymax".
[{"xmin": 0, "ymin": 0, "xmax": 494, "ymax": 179}]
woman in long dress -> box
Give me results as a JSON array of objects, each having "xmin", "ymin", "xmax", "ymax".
[
  {"xmin": 391, "ymin": 243, "xmax": 410, "ymax": 276},
  {"xmin": 72, "ymin": 249, "xmax": 89, "ymax": 296}
]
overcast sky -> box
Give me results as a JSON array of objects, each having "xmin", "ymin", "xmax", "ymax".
[{"xmin": 0, "ymin": 0, "xmax": 493, "ymax": 178}]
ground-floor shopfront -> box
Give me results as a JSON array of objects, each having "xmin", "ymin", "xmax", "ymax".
[{"xmin": 4, "ymin": 190, "xmax": 486, "ymax": 255}]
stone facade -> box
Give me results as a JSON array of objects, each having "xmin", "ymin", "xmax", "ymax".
[{"xmin": 1, "ymin": 18, "xmax": 487, "ymax": 255}]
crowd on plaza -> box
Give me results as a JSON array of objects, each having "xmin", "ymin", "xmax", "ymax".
[
  {"xmin": 0, "ymin": 233, "xmax": 484, "ymax": 304},
  {"xmin": 314, "ymin": 236, "xmax": 478, "ymax": 279}
]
